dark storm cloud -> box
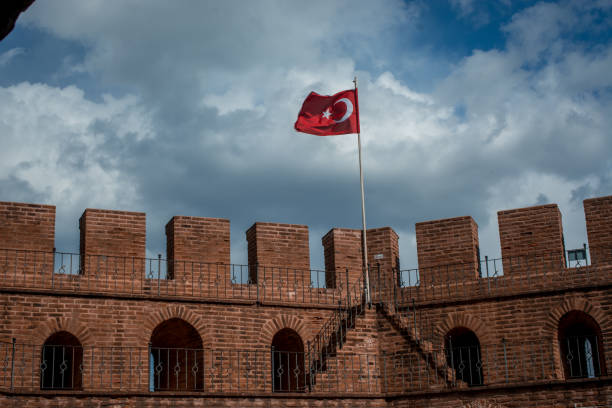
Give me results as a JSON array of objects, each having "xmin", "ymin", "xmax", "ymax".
[{"xmin": 0, "ymin": 174, "xmax": 48, "ymax": 203}]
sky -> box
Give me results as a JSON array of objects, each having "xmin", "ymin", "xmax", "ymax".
[{"xmin": 0, "ymin": 0, "xmax": 611, "ymax": 270}]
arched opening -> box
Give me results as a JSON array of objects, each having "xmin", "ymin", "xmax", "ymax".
[
  {"xmin": 40, "ymin": 331, "xmax": 83, "ymax": 390},
  {"xmin": 558, "ymin": 311, "xmax": 606, "ymax": 379},
  {"xmin": 150, "ymin": 318, "xmax": 204, "ymax": 391},
  {"xmin": 445, "ymin": 327, "xmax": 483, "ymax": 386},
  {"xmin": 271, "ymin": 328, "xmax": 305, "ymax": 392}
]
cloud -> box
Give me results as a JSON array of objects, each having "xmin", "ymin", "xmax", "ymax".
[
  {"xmin": 2, "ymin": 0, "xmax": 611, "ymax": 270},
  {"xmin": 0, "ymin": 47, "xmax": 25, "ymax": 66},
  {"xmin": 0, "ymin": 82, "xmax": 154, "ymax": 248},
  {"xmin": 449, "ymin": 0, "xmax": 493, "ymax": 27}
]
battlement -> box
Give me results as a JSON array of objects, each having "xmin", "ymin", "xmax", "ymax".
[
  {"xmin": 416, "ymin": 215, "xmax": 480, "ymax": 280},
  {"xmin": 0, "ymin": 195, "xmax": 611, "ymax": 305},
  {"xmin": 79, "ymin": 208, "xmax": 146, "ymax": 275},
  {"xmin": 166, "ymin": 216, "xmax": 230, "ymax": 280},
  {"xmin": 246, "ymin": 222, "xmax": 310, "ymax": 284},
  {"xmin": 1, "ymin": 197, "xmax": 611, "ymax": 407},
  {"xmin": 584, "ymin": 195, "xmax": 612, "ymax": 264},
  {"xmin": 0, "ymin": 201, "xmax": 55, "ymax": 252},
  {"xmin": 322, "ymin": 227, "xmax": 399, "ymax": 288}
]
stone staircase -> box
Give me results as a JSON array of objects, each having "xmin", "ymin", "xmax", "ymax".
[
  {"xmin": 306, "ymin": 270, "xmax": 463, "ymax": 392},
  {"xmin": 306, "ymin": 278, "xmax": 367, "ymax": 390},
  {"xmin": 378, "ymin": 301, "xmax": 458, "ymax": 388}
]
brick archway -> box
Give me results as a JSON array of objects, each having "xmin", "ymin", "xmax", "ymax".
[
  {"xmin": 436, "ymin": 312, "xmax": 494, "ymax": 347},
  {"xmin": 141, "ymin": 305, "xmax": 208, "ymax": 347},
  {"xmin": 260, "ymin": 315, "xmax": 308, "ymax": 347},
  {"xmin": 31, "ymin": 316, "xmax": 92, "ymax": 346},
  {"xmin": 544, "ymin": 296, "xmax": 609, "ymax": 379},
  {"xmin": 544, "ymin": 296, "xmax": 609, "ymax": 339}
]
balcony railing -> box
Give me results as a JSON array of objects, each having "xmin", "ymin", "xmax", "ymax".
[
  {"xmin": 0, "ymin": 249, "xmax": 352, "ymax": 306},
  {"xmin": 393, "ymin": 245, "xmax": 612, "ymax": 304},
  {"xmin": 1, "ymin": 246, "xmax": 611, "ymax": 306},
  {"xmin": 0, "ymin": 337, "xmax": 605, "ymax": 394}
]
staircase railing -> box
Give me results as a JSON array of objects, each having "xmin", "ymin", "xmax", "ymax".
[
  {"xmin": 371, "ymin": 265, "xmax": 435, "ymax": 344},
  {"xmin": 370, "ymin": 264, "xmax": 455, "ymax": 385},
  {"xmin": 306, "ymin": 264, "xmax": 451, "ymax": 389},
  {"xmin": 306, "ymin": 268, "xmax": 368, "ymax": 388}
]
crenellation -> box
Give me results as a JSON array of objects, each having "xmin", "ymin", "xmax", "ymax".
[
  {"xmin": 246, "ymin": 222, "xmax": 311, "ymax": 284},
  {"xmin": 415, "ymin": 216, "xmax": 480, "ymax": 282},
  {"xmin": 497, "ymin": 203, "xmax": 565, "ymax": 277},
  {"xmin": 0, "ymin": 196, "xmax": 611, "ymax": 406},
  {"xmin": 584, "ymin": 195, "xmax": 612, "ymax": 265},
  {"xmin": 78, "ymin": 208, "xmax": 146, "ymax": 277},
  {"xmin": 322, "ymin": 227, "xmax": 399, "ymax": 290}
]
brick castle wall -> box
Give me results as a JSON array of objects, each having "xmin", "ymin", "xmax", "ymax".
[
  {"xmin": 79, "ymin": 208, "xmax": 146, "ymax": 258},
  {"xmin": 498, "ymin": 204, "xmax": 565, "ymax": 276},
  {"xmin": 79, "ymin": 208, "xmax": 146, "ymax": 276},
  {"xmin": 416, "ymin": 216, "xmax": 480, "ymax": 283},
  {"xmin": 246, "ymin": 222, "xmax": 311, "ymax": 285},
  {"xmin": 166, "ymin": 216, "xmax": 230, "ymax": 280},
  {"xmin": 0, "ymin": 202, "xmax": 55, "ymax": 252},
  {"xmin": 584, "ymin": 195, "xmax": 612, "ymax": 264},
  {"xmin": 0, "ymin": 196, "xmax": 610, "ymax": 407},
  {"xmin": 322, "ymin": 227, "xmax": 399, "ymax": 290}
]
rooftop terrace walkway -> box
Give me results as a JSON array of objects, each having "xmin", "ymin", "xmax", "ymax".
[{"xmin": 0, "ymin": 246, "xmax": 610, "ymax": 307}]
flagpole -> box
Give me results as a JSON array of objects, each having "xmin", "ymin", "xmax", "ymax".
[{"xmin": 354, "ymin": 76, "xmax": 371, "ymax": 306}]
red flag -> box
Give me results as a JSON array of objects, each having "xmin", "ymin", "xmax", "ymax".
[{"xmin": 294, "ymin": 89, "xmax": 360, "ymax": 136}]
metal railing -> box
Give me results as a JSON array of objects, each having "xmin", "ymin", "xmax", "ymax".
[
  {"xmin": 0, "ymin": 249, "xmax": 350, "ymax": 306},
  {"xmin": 307, "ymin": 268, "xmax": 369, "ymax": 383},
  {"xmin": 0, "ymin": 337, "xmax": 603, "ymax": 394},
  {"xmin": 0, "ymin": 245, "xmax": 610, "ymax": 306},
  {"xmin": 561, "ymin": 335, "xmax": 605, "ymax": 379},
  {"xmin": 394, "ymin": 246, "xmax": 612, "ymax": 304},
  {"xmin": 366, "ymin": 260, "xmax": 611, "ymax": 389}
]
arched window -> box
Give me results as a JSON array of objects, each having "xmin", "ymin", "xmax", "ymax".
[
  {"xmin": 271, "ymin": 328, "xmax": 305, "ymax": 392},
  {"xmin": 40, "ymin": 331, "xmax": 83, "ymax": 390},
  {"xmin": 150, "ymin": 318, "xmax": 204, "ymax": 391},
  {"xmin": 558, "ymin": 311, "xmax": 606, "ymax": 379},
  {"xmin": 445, "ymin": 327, "xmax": 483, "ymax": 386}
]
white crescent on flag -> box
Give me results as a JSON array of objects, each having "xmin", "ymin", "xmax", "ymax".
[{"xmin": 333, "ymin": 98, "xmax": 353, "ymax": 123}]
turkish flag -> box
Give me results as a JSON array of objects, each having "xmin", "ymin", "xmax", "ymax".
[{"xmin": 294, "ymin": 89, "xmax": 360, "ymax": 136}]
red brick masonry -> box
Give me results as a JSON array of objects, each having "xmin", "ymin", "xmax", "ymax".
[{"xmin": 0, "ymin": 195, "xmax": 611, "ymax": 407}]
